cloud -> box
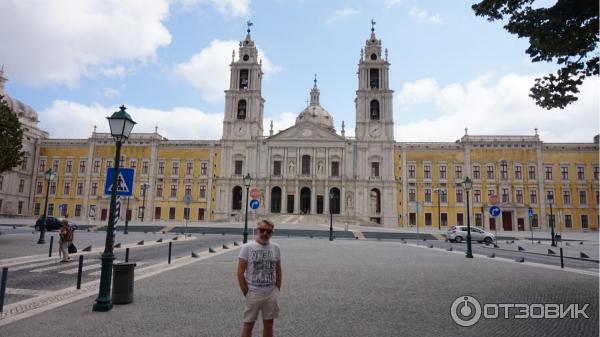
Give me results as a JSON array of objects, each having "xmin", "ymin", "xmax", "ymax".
[
  {"xmin": 0, "ymin": 0, "xmax": 172, "ymax": 86},
  {"xmin": 40, "ymin": 100, "xmax": 224, "ymax": 140},
  {"xmin": 395, "ymin": 74, "xmax": 600, "ymax": 143},
  {"xmin": 409, "ymin": 6, "xmax": 442, "ymax": 24},
  {"xmin": 173, "ymin": 39, "xmax": 280, "ymax": 102},
  {"xmin": 175, "ymin": 0, "xmax": 251, "ymax": 17},
  {"xmin": 326, "ymin": 6, "xmax": 360, "ymax": 24},
  {"xmin": 384, "ymin": 0, "xmax": 402, "ymax": 8}
]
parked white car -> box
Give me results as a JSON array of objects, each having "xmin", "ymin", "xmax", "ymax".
[{"xmin": 446, "ymin": 225, "xmax": 495, "ymax": 244}]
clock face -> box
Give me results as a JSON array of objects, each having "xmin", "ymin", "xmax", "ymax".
[
  {"xmin": 370, "ymin": 53, "xmax": 377, "ymax": 61},
  {"xmin": 243, "ymin": 54, "xmax": 249, "ymax": 61},
  {"xmin": 369, "ymin": 124, "xmax": 382, "ymax": 138},
  {"xmin": 235, "ymin": 125, "xmax": 246, "ymax": 136}
]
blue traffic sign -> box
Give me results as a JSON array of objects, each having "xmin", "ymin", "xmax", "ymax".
[
  {"xmin": 104, "ymin": 168, "xmax": 135, "ymax": 196},
  {"xmin": 250, "ymin": 199, "xmax": 260, "ymax": 209},
  {"xmin": 489, "ymin": 206, "xmax": 501, "ymax": 217},
  {"xmin": 528, "ymin": 208, "xmax": 534, "ymax": 217}
]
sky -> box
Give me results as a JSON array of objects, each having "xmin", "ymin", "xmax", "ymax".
[{"xmin": 0, "ymin": 0, "xmax": 598, "ymax": 143}]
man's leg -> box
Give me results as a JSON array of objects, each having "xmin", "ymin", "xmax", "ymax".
[
  {"xmin": 241, "ymin": 322, "xmax": 254, "ymax": 337},
  {"xmin": 262, "ymin": 319, "xmax": 274, "ymax": 337}
]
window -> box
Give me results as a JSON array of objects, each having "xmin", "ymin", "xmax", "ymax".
[
  {"xmin": 409, "ymin": 189, "xmax": 416, "ymax": 202},
  {"xmin": 129, "ymin": 159, "xmax": 136, "ymax": 169},
  {"xmin": 200, "ymin": 185, "xmax": 206, "ymax": 199},
  {"xmin": 457, "ymin": 213, "xmax": 464, "ymax": 226},
  {"xmin": 331, "ymin": 161, "xmax": 339, "ymax": 177},
  {"xmin": 49, "ymin": 182, "xmax": 56, "ymax": 195},
  {"xmin": 36, "ymin": 181, "xmax": 43, "ymax": 194},
  {"xmin": 581, "ymin": 215, "xmax": 589, "ymax": 229},
  {"xmin": 169, "ymin": 207, "xmax": 176, "ymax": 220},
  {"xmin": 475, "ymin": 214, "xmax": 482, "ymax": 227},
  {"xmin": 579, "ymin": 191, "xmax": 587, "ymax": 205},
  {"xmin": 371, "ymin": 162, "xmax": 380, "ymax": 177},
  {"xmin": 198, "ymin": 208, "xmax": 205, "ymax": 220},
  {"xmin": 239, "ymin": 69, "xmax": 249, "ymax": 89},
  {"xmin": 516, "ymin": 189, "xmax": 523, "ymax": 204},
  {"xmin": 530, "ymin": 189, "xmax": 537, "ymax": 204},
  {"xmin": 235, "ymin": 160, "xmax": 243, "ymax": 175},
  {"xmin": 441, "ymin": 213, "xmax": 448, "ymax": 227},
  {"xmin": 424, "ymin": 189, "xmax": 432, "ymax": 203},
  {"xmin": 455, "ymin": 165, "xmax": 462, "ymax": 179},
  {"xmin": 565, "ymin": 215, "xmax": 572, "ymax": 228},
  {"xmin": 52, "ymin": 160, "xmax": 59, "ymax": 173},
  {"xmin": 439, "ymin": 165, "xmax": 447, "ymax": 179},
  {"xmin": 528, "ymin": 166, "xmax": 536, "ymax": 180},
  {"xmin": 18, "ymin": 179, "xmax": 25, "ymax": 193},
  {"xmin": 66, "ymin": 160, "xmax": 73, "ymax": 173},
  {"xmin": 172, "ymin": 162, "xmax": 179, "ymax": 175},
  {"xmin": 21, "ymin": 157, "xmax": 27, "ymax": 170},
  {"xmin": 39, "ymin": 159, "xmax": 46, "ymax": 172},
  {"xmin": 158, "ymin": 161, "xmax": 165, "ymax": 175},
  {"xmin": 486, "ymin": 164, "xmax": 495, "ymax": 179},
  {"xmin": 408, "ymin": 164, "xmax": 416, "ymax": 179},
  {"xmin": 106, "ymin": 160, "xmax": 112, "ymax": 168},
  {"xmin": 563, "ymin": 190, "xmax": 571, "ymax": 205},
  {"xmin": 186, "ymin": 162, "xmax": 193, "ymax": 176},
  {"xmin": 547, "ymin": 190, "xmax": 554, "ymax": 204},
  {"xmin": 156, "ymin": 184, "xmax": 163, "ymax": 197},
  {"xmin": 170, "ymin": 185, "xmax": 177, "ymax": 198},
  {"xmin": 515, "ymin": 166, "xmax": 522, "ymax": 180},
  {"xmin": 77, "ymin": 182, "xmax": 83, "ymax": 195},
  {"xmin": 91, "ymin": 183, "xmax": 98, "ymax": 195},
  {"xmin": 456, "ymin": 189, "xmax": 463, "ymax": 203},
  {"xmin": 370, "ymin": 100, "xmax": 380, "ymax": 120},
  {"xmin": 79, "ymin": 160, "xmax": 86, "ymax": 174},
  {"xmin": 155, "ymin": 207, "xmax": 162, "ymax": 220},
  {"xmin": 237, "ymin": 99, "xmax": 247, "ymax": 119},
  {"xmin": 75, "ymin": 205, "xmax": 82, "ymax": 217},
  {"xmin": 440, "ymin": 190, "xmax": 448, "ymax": 203},
  {"xmin": 487, "ymin": 189, "xmax": 495, "ymax": 201},
  {"xmin": 531, "ymin": 214, "xmax": 538, "ymax": 227},
  {"xmin": 34, "ymin": 203, "xmax": 40, "ymax": 216},
  {"xmin": 474, "ymin": 190, "xmax": 481, "ymax": 203},
  {"xmin": 502, "ymin": 188, "xmax": 509, "ymax": 203},
  {"xmin": 577, "ymin": 166, "xmax": 585, "ymax": 180},
  {"xmin": 273, "ymin": 161, "xmax": 282, "ymax": 176},
  {"xmin": 142, "ymin": 161, "xmax": 149, "ymax": 174},
  {"xmin": 119, "ymin": 155, "xmax": 125, "ymax": 167},
  {"xmin": 63, "ymin": 182, "xmax": 70, "ymax": 195},
  {"xmin": 594, "ymin": 166, "xmax": 599, "ymax": 181},
  {"xmin": 48, "ymin": 203, "xmax": 54, "ymax": 216},
  {"xmin": 185, "ymin": 185, "xmax": 192, "ymax": 196},
  {"xmin": 596, "ymin": 190, "xmax": 599, "ymax": 205},
  {"xmin": 500, "ymin": 162, "xmax": 508, "ymax": 180},
  {"xmin": 424, "ymin": 165, "xmax": 431, "ymax": 179},
  {"xmin": 302, "ymin": 155, "xmax": 311, "ymax": 175},
  {"xmin": 545, "ymin": 166, "xmax": 553, "ymax": 180},
  {"xmin": 425, "ymin": 213, "xmax": 432, "ymax": 226},
  {"xmin": 369, "ymin": 68, "xmax": 379, "ymax": 89},
  {"xmin": 93, "ymin": 160, "xmax": 101, "ymax": 174},
  {"xmin": 200, "ymin": 162, "xmax": 208, "ymax": 176},
  {"xmin": 473, "ymin": 165, "xmax": 480, "ymax": 179},
  {"xmin": 561, "ymin": 166, "xmax": 569, "ymax": 180}
]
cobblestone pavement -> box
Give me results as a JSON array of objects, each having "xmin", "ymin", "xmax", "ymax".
[{"xmin": 1, "ymin": 237, "xmax": 597, "ymax": 337}]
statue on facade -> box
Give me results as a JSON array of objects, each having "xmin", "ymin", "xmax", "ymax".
[
  {"xmin": 288, "ymin": 160, "xmax": 295, "ymax": 174},
  {"xmin": 346, "ymin": 193, "xmax": 353, "ymax": 209},
  {"xmin": 317, "ymin": 161, "xmax": 324, "ymax": 174}
]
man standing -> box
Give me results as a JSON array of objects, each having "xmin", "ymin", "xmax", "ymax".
[{"xmin": 237, "ymin": 219, "xmax": 282, "ymax": 337}]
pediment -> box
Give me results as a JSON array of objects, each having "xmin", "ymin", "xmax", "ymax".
[{"xmin": 267, "ymin": 122, "xmax": 346, "ymax": 142}]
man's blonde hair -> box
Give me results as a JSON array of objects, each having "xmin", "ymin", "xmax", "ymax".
[{"xmin": 258, "ymin": 219, "xmax": 274, "ymax": 228}]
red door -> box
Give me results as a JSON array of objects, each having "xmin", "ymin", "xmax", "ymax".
[
  {"xmin": 502, "ymin": 211, "xmax": 513, "ymax": 231},
  {"xmin": 489, "ymin": 218, "xmax": 496, "ymax": 231},
  {"xmin": 100, "ymin": 209, "xmax": 108, "ymax": 221},
  {"xmin": 126, "ymin": 209, "xmax": 132, "ymax": 221},
  {"xmin": 517, "ymin": 218, "xmax": 525, "ymax": 231}
]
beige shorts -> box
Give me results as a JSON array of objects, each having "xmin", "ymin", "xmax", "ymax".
[{"xmin": 243, "ymin": 288, "xmax": 280, "ymax": 322}]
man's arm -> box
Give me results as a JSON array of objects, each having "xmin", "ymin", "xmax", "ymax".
[
  {"xmin": 275, "ymin": 260, "xmax": 282, "ymax": 290},
  {"xmin": 237, "ymin": 258, "xmax": 249, "ymax": 296}
]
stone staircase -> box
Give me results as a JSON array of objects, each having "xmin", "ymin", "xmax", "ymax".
[{"xmin": 262, "ymin": 214, "xmax": 380, "ymax": 227}]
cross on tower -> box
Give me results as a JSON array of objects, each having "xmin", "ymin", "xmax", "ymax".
[
  {"xmin": 371, "ymin": 19, "xmax": 376, "ymax": 32},
  {"xmin": 246, "ymin": 20, "xmax": 253, "ymax": 34}
]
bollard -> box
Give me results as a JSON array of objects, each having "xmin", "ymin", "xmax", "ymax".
[
  {"xmin": 168, "ymin": 242, "xmax": 172, "ymax": 264},
  {"xmin": 76, "ymin": 255, "xmax": 84, "ymax": 289},
  {"xmin": 0, "ymin": 267, "xmax": 7, "ymax": 312},
  {"xmin": 48, "ymin": 236, "xmax": 54, "ymax": 257},
  {"xmin": 125, "ymin": 248, "xmax": 130, "ymax": 263},
  {"xmin": 560, "ymin": 248, "xmax": 564, "ymax": 269}
]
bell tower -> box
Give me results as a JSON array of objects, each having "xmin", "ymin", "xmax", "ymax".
[
  {"xmin": 222, "ymin": 22, "xmax": 265, "ymax": 140},
  {"xmin": 355, "ymin": 21, "xmax": 394, "ymax": 142}
]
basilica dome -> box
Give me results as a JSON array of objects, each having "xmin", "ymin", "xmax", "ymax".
[
  {"xmin": 0, "ymin": 67, "xmax": 39, "ymax": 125},
  {"xmin": 295, "ymin": 77, "xmax": 334, "ymax": 131}
]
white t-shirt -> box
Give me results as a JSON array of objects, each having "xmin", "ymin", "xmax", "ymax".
[{"xmin": 238, "ymin": 240, "xmax": 281, "ymax": 293}]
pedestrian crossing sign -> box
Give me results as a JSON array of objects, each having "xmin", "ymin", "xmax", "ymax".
[{"xmin": 104, "ymin": 168, "xmax": 135, "ymax": 196}]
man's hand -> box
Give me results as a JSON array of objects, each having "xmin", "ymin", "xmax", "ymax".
[{"xmin": 237, "ymin": 258, "xmax": 249, "ymax": 296}]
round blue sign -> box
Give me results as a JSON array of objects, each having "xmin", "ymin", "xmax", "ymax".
[
  {"xmin": 250, "ymin": 199, "xmax": 260, "ymax": 209},
  {"xmin": 489, "ymin": 206, "xmax": 501, "ymax": 217}
]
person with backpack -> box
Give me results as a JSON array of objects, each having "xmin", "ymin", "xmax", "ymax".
[{"xmin": 59, "ymin": 220, "xmax": 74, "ymax": 262}]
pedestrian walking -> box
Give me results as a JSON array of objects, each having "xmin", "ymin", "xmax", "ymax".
[
  {"xmin": 237, "ymin": 219, "xmax": 282, "ymax": 337},
  {"xmin": 58, "ymin": 220, "xmax": 74, "ymax": 262}
]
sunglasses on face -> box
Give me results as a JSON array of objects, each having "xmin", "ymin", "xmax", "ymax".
[{"xmin": 258, "ymin": 228, "xmax": 273, "ymax": 234}]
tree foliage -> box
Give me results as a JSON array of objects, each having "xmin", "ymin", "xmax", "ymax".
[
  {"xmin": 472, "ymin": 0, "xmax": 599, "ymax": 109},
  {"xmin": 0, "ymin": 95, "xmax": 24, "ymax": 173}
]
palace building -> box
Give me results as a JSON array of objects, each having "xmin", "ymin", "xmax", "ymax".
[{"xmin": 1, "ymin": 28, "xmax": 598, "ymax": 232}]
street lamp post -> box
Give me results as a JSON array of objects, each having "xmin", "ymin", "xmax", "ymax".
[
  {"xmin": 93, "ymin": 105, "xmax": 136, "ymax": 312},
  {"xmin": 37, "ymin": 169, "xmax": 56, "ymax": 244},
  {"xmin": 329, "ymin": 191, "xmax": 335, "ymax": 241},
  {"xmin": 243, "ymin": 173, "xmax": 252, "ymax": 244},
  {"xmin": 123, "ymin": 196, "xmax": 130, "ymax": 234},
  {"xmin": 140, "ymin": 183, "xmax": 148, "ymax": 222},
  {"xmin": 464, "ymin": 176, "xmax": 473, "ymax": 258},
  {"xmin": 433, "ymin": 188, "xmax": 445, "ymax": 230},
  {"xmin": 548, "ymin": 192, "xmax": 556, "ymax": 247}
]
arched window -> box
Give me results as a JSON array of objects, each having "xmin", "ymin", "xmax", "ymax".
[
  {"xmin": 329, "ymin": 187, "xmax": 341, "ymax": 214},
  {"xmin": 370, "ymin": 100, "xmax": 380, "ymax": 120},
  {"xmin": 232, "ymin": 186, "xmax": 242, "ymax": 210},
  {"xmin": 237, "ymin": 100, "xmax": 247, "ymax": 120},
  {"xmin": 370, "ymin": 188, "xmax": 381, "ymax": 214},
  {"xmin": 301, "ymin": 155, "xmax": 311, "ymax": 175},
  {"xmin": 239, "ymin": 69, "xmax": 249, "ymax": 89},
  {"xmin": 271, "ymin": 187, "xmax": 282, "ymax": 213}
]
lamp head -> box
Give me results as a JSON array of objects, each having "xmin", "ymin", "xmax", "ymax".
[{"xmin": 107, "ymin": 105, "xmax": 136, "ymax": 140}]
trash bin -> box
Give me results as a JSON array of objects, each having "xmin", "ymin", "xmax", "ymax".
[{"xmin": 112, "ymin": 262, "xmax": 136, "ymax": 304}]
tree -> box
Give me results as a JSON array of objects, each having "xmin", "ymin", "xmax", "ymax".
[
  {"xmin": 472, "ymin": 0, "xmax": 599, "ymax": 109},
  {"xmin": 0, "ymin": 95, "xmax": 24, "ymax": 173}
]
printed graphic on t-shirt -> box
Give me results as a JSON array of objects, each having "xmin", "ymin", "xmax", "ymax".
[{"xmin": 248, "ymin": 248, "xmax": 276, "ymax": 288}]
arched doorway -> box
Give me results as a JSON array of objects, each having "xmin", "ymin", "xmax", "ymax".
[
  {"xmin": 329, "ymin": 187, "xmax": 340, "ymax": 214},
  {"xmin": 271, "ymin": 187, "xmax": 282, "ymax": 213},
  {"xmin": 232, "ymin": 186, "xmax": 242, "ymax": 210},
  {"xmin": 300, "ymin": 187, "xmax": 311, "ymax": 214},
  {"xmin": 370, "ymin": 188, "xmax": 381, "ymax": 214}
]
